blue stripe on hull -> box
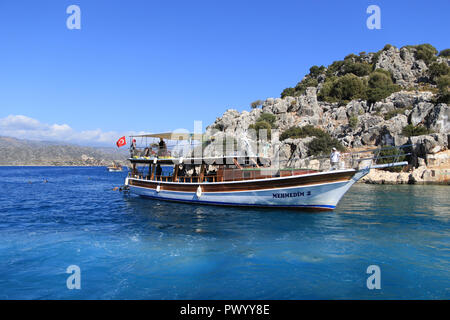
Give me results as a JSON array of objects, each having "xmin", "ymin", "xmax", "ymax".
[{"xmin": 137, "ymin": 194, "xmax": 336, "ymax": 210}]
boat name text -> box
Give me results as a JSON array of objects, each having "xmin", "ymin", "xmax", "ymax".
[{"xmin": 272, "ymin": 191, "xmax": 311, "ymax": 198}]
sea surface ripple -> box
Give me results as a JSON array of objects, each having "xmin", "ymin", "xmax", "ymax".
[{"xmin": 0, "ymin": 166, "xmax": 449, "ymax": 299}]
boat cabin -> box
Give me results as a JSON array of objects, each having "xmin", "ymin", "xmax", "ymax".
[{"xmin": 127, "ymin": 133, "xmax": 319, "ymax": 184}]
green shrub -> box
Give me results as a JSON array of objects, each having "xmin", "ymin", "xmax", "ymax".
[
  {"xmin": 371, "ymin": 51, "xmax": 382, "ymax": 66},
  {"xmin": 256, "ymin": 113, "xmax": 277, "ymax": 128},
  {"xmin": 428, "ymin": 62, "xmax": 450, "ymax": 82},
  {"xmin": 344, "ymin": 53, "xmax": 359, "ymax": 61},
  {"xmin": 330, "ymin": 74, "xmax": 367, "ymax": 102},
  {"xmin": 372, "ymin": 68, "xmax": 393, "ymax": 80},
  {"xmin": 413, "ymin": 44, "xmax": 438, "ymax": 65},
  {"xmin": 348, "ymin": 116, "xmax": 358, "ymax": 129},
  {"xmin": 318, "ymin": 74, "xmax": 367, "ymax": 103},
  {"xmin": 439, "ymin": 49, "xmax": 450, "ymax": 57},
  {"xmin": 307, "ymin": 135, "xmax": 345, "ymax": 156},
  {"xmin": 309, "ymin": 65, "xmax": 326, "ymax": 78},
  {"xmin": 401, "ymin": 124, "xmax": 429, "ymax": 137},
  {"xmin": 280, "ymin": 67, "xmax": 322, "ymax": 98},
  {"xmin": 248, "ymin": 121, "xmax": 271, "ymax": 140},
  {"xmin": 366, "ymin": 70, "xmax": 400, "ymax": 104},
  {"xmin": 250, "ymin": 100, "xmax": 264, "ymax": 109},
  {"xmin": 294, "ymin": 77, "xmax": 318, "ymax": 96},
  {"xmin": 341, "ymin": 61, "xmax": 372, "ymax": 77},
  {"xmin": 317, "ymin": 76, "xmax": 336, "ymax": 102},
  {"xmin": 281, "ymin": 87, "xmax": 295, "ymax": 98},
  {"xmin": 376, "ymin": 146, "xmax": 406, "ymax": 172},
  {"xmin": 280, "ymin": 125, "xmax": 327, "ymax": 141},
  {"xmin": 326, "ymin": 60, "xmax": 345, "ymax": 77},
  {"xmin": 436, "ymin": 75, "xmax": 450, "ymax": 104}
]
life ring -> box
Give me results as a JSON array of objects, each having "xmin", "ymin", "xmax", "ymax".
[
  {"xmin": 156, "ymin": 185, "xmax": 161, "ymax": 193},
  {"xmin": 196, "ymin": 186, "xmax": 202, "ymax": 198}
]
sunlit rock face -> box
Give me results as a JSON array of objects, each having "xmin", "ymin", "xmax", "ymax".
[{"xmin": 203, "ymin": 45, "xmax": 449, "ymax": 182}]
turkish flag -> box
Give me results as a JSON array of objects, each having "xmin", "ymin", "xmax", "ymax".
[{"xmin": 116, "ymin": 136, "xmax": 126, "ymax": 148}]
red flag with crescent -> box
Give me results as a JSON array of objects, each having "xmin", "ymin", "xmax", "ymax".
[{"xmin": 116, "ymin": 136, "xmax": 126, "ymax": 148}]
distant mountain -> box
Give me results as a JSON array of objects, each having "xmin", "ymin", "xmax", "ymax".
[{"xmin": 0, "ymin": 136, "xmax": 128, "ymax": 166}]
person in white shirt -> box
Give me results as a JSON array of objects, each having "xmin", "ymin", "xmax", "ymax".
[{"xmin": 330, "ymin": 147, "xmax": 341, "ymax": 170}]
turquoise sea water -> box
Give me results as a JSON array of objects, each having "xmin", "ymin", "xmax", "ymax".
[{"xmin": 0, "ymin": 166, "xmax": 449, "ymax": 299}]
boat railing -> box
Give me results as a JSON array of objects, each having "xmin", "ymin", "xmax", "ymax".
[
  {"xmin": 279, "ymin": 144, "xmax": 413, "ymax": 171},
  {"xmin": 128, "ymin": 145, "xmax": 414, "ymax": 182},
  {"xmin": 130, "ymin": 146, "xmax": 174, "ymax": 158}
]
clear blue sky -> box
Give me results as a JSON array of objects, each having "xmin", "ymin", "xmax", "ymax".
[{"xmin": 0, "ymin": 0, "xmax": 448, "ymax": 145}]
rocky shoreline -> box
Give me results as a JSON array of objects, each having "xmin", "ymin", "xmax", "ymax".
[{"xmin": 204, "ymin": 45, "xmax": 449, "ymax": 185}]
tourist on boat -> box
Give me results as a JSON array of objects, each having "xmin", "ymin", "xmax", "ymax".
[
  {"xmin": 330, "ymin": 147, "xmax": 341, "ymax": 170},
  {"xmin": 178, "ymin": 164, "xmax": 186, "ymax": 177},
  {"xmin": 155, "ymin": 164, "xmax": 162, "ymax": 177},
  {"xmin": 130, "ymin": 139, "xmax": 137, "ymax": 156},
  {"xmin": 158, "ymin": 138, "xmax": 167, "ymax": 156}
]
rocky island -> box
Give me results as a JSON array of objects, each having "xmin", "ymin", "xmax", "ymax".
[{"xmin": 204, "ymin": 44, "xmax": 449, "ymax": 184}]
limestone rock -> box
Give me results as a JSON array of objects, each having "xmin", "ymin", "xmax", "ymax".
[
  {"xmin": 426, "ymin": 103, "xmax": 449, "ymax": 134},
  {"xmin": 375, "ymin": 46, "xmax": 428, "ymax": 87},
  {"xmin": 296, "ymin": 88, "xmax": 323, "ymax": 125},
  {"xmin": 410, "ymin": 102, "xmax": 434, "ymax": 126}
]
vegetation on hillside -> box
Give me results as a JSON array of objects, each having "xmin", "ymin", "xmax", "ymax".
[
  {"xmin": 256, "ymin": 113, "xmax": 277, "ymax": 128},
  {"xmin": 250, "ymin": 100, "xmax": 264, "ymax": 109},
  {"xmin": 366, "ymin": 69, "xmax": 400, "ymax": 105},
  {"xmin": 279, "ymin": 125, "xmax": 345, "ymax": 156},
  {"xmin": 280, "ymin": 125, "xmax": 328, "ymax": 141},
  {"xmin": 436, "ymin": 75, "xmax": 450, "ymax": 104},
  {"xmin": 404, "ymin": 44, "xmax": 438, "ymax": 65},
  {"xmin": 280, "ymin": 43, "xmax": 448, "ymax": 105},
  {"xmin": 248, "ymin": 121, "xmax": 271, "ymax": 140},
  {"xmin": 401, "ymin": 124, "xmax": 430, "ymax": 137}
]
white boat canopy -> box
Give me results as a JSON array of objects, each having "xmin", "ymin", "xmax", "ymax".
[{"xmin": 130, "ymin": 132, "xmax": 204, "ymax": 141}]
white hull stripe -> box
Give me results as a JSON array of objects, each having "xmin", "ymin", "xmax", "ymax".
[{"xmin": 138, "ymin": 194, "xmax": 336, "ymax": 209}]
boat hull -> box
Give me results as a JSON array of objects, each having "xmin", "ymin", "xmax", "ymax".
[{"xmin": 126, "ymin": 169, "xmax": 367, "ymax": 210}]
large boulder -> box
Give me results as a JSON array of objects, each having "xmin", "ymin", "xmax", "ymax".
[
  {"xmin": 375, "ymin": 46, "xmax": 428, "ymax": 87},
  {"xmin": 357, "ymin": 114, "xmax": 385, "ymax": 146},
  {"xmin": 275, "ymin": 112, "xmax": 298, "ymax": 132},
  {"xmin": 378, "ymin": 114, "xmax": 409, "ymax": 146},
  {"xmin": 373, "ymin": 101, "xmax": 395, "ymax": 114},
  {"xmin": 426, "ymin": 103, "xmax": 449, "ymax": 134},
  {"xmin": 408, "ymin": 133, "xmax": 449, "ymax": 164},
  {"xmin": 272, "ymin": 98, "xmax": 290, "ymax": 114},
  {"xmin": 296, "ymin": 88, "xmax": 323, "ymax": 125},
  {"xmin": 334, "ymin": 106, "xmax": 348, "ymax": 121},
  {"xmin": 388, "ymin": 91, "xmax": 417, "ymax": 108},
  {"xmin": 410, "ymin": 102, "xmax": 434, "ymax": 126},
  {"xmin": 346, "ymin": 100, "xmax": 367, "ymax": 117}
]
